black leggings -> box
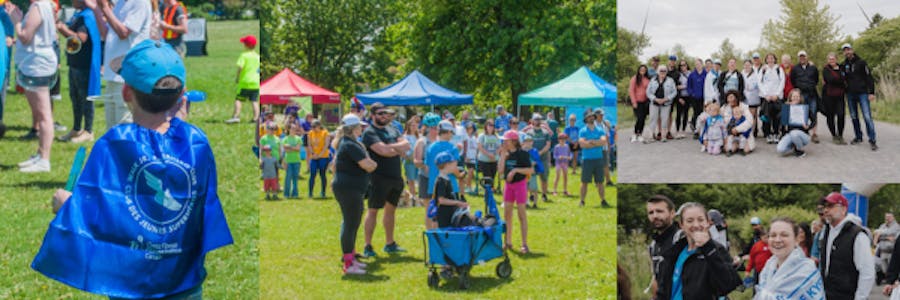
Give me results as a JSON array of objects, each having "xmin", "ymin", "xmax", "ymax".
[
  {"xmin": 478, "ymin": 161, "xmax": 497, "ymax": 186},
  {"xmin": 689, "ymin": 97, "xmax": 703, "ymax": 131},
  {"xmin": 762, "ymin": 99, "xmax": 782, "ymax": 136},
  {"xmin": 823, "ymin": 95, "xmax": 845, "ymax": 137},
  {"xmin": 333, "ymin": 179, "xmax": 365, "ymax": 255},
  {"xmin": 633, "ymin": 101, "xmax": 649, "ymax": 134},
  {"xmin": 674, "ymin": 96, "xmax": 689, "ymax": 131}
]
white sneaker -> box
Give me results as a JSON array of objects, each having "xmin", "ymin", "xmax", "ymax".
[
  {"xmin": 20, "ymin": 159, "xmax": 50, "ymax": 173},
  {"xmin": 637, "ymin": 136, "xmax": 645, "ymax": 143},
  {"xmin": 343, "ymin": 264, "xmax": 366, "ymax": 275},
  {"xmin": 630, "ymin": 135, "xmax": 637, "ymax": 143},
  {"xmin": 51, "ymin": 94, "xmax": 62, "ymax": 101},
  {"xmin": 700, "ymin": 145, "xmax": 706, "ymax": 152},
  {"xmin": 352, "ymin": 259, "xmax": 368, "ymax": 268},
  {"xmin": 18, "ymin": 154, "xmax": 40, "ymax": 167},
  {"xmin": 224, "ymin": 117, "xmax": 240, "ymax": 124}
]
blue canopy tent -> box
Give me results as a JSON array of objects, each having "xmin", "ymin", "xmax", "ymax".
[
  {"xmin": 518, "ymin": 66, "xmax": 617, "ymax": 125},
  {"xmin": 355, "ymin": 70, "xmax": 473, "ymax": 107}
]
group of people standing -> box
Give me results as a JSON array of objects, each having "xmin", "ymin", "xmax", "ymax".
[
  {"xmin": 328, "ymin": 102, "xmax": 613, "ymax": 275},
  {"xmin": 642, "ymin": 192, "xmax": 899, "ymax": 299},
  {"xmin": 6, "ymin": 0, "xmax": 209, "ymax": 173},
  {"xmin": 628, "ymin": 44, "xmax": 879, "ymax": 157}
]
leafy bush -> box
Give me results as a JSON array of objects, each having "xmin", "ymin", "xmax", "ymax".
[{"xmin": 729, "ymin": 205, "xmax": 819, "ymax": 248}]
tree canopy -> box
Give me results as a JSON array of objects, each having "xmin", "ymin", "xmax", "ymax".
[{"xmin": 262, "ymin": 0, "xmax": 615, "ymax": 114}]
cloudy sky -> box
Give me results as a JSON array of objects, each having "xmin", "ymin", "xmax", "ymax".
[{"xmin": 618, "ymin": 0, "xmax": 900, "ymax": 61}]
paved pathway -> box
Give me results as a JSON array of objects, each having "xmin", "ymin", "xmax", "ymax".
[{"xmin": 618, "ymin": 115, "xmax": 900, "ymax": 183}]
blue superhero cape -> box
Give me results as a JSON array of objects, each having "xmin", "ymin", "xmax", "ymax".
[
  {"xmin": 32, "ymin": 118, "xmax": 233, "ymax": 299},
  {"xmin": 528, "ymin": 148, "xmax": 544, "ymax": 174},
  {"xmin": 69, "ymin": 8, "xmax": 102, "ymax": 96}
]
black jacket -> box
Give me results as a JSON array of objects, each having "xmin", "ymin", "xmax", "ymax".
[
  {"xmin": 885, "ymin": 234, "xmax": 900, "ymax": 284},
  {"xmin": 821, "ymin": 64, "xmax": 846, "ymax": 98},
  {"xmin": 655, "ymin": 237, "xmax": 742, "ymax": 300},
  {"xmin": 717, "ymin": 70, "xmax": 745, "ymax": 100},
  {"xmin": 790, "ymin": 63, "xmax": 819, "ymax": 96},
  {"xmin": 649, "ymin": 225, "xmax": 680, "ymax": 279},
  {"xmin": 842, "ymin": 54, "xmax": 875, "ymax": 94}
]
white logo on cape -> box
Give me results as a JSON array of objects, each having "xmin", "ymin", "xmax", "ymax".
[{"xmin": 124, "ymin": 154, "xmax": 198, "ymax": 236}]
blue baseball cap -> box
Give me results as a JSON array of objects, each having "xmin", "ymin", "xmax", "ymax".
[
  {"xmin": 114, "ymin": 40, "xmax": 186, "ymax": 95},
  {"xmin": 434, "ymin": 151, "xmax": 457, "ymax": 165}
]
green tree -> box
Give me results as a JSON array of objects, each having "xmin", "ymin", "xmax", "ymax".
[
  {"xmin": 710, "ymin": 38, "xmax": 742, "ymax": 64},
  {"xmin": 261, "ymin": 0, "xmax": 400, "ymax": 98},
  {"xmin": 615, "ymin": 26, "xmax": 649, "ymax": 102},
  {"xmin": 760, "ymin": 0, "xmax": 842, "ymax": 65},
  {"xmin": 407, "ymin": 0, "xmax": 615, "ymax": 112}
]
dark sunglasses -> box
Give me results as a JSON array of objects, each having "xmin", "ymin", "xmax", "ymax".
[{"xmin": 376, "ymin": 111, "xmax": 392, "ymax": 116}]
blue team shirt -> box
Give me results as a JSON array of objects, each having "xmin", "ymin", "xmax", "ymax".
[
  {"xmin": 671, "ymin": 247, "xmax": 697, "ymax": 300},
  {"xmin": 578, "ymin": 126, "xmax": 606, "ymax": 160},
  {"xmin": 494, "ymin": 114, "xmax": 512, "ymax": 132},
  {"xmin": 564, "ymin": 126, "xmax": 580, "ymax": 143},
  {"xmin": 425, "ymin": 140, "xmax": 459, "ymax": 194}
]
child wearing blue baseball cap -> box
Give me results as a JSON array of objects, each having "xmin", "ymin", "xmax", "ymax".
[
  {"xmin": 34, "ymin": 40, "xmax": 233, "ymax": 299},
  {"xmin": 432, "ymin": 151, "xmax": 474, "ymax": 228}
]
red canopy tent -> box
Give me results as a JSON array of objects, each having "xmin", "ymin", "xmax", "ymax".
[{"xmin": 260, "ymin": 68, "xmax": 341, "ymax": 105}]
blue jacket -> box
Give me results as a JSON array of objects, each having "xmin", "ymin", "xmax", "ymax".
[{"xmin": 687, "ymin": 69, "xmax": 706, "ymax": 100}]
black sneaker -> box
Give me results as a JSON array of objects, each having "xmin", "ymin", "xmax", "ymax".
[
  {"xmin": 794, "ymin": 150, "xmax": 806, "ymax": 157},
  {"xmin": 542, "ymin": 194, "xmax": 551, "ymax": 203},
  {"xmin": 870, "ymin": 142, "xmax": 878, "ymax": 151},
  {"xmin": 605, "ymin": 181, "xmax": 615, "ymax": 187},
  {"xmin": 726, "ymin": 151, "xmax": 733, "ymax": 157},
  {"xmin": 265, "ymin": 194, "xmax": 271, "ymax": 200},
  {"xmin": 601, "ymin": 201, "xmax": 612, "ymax": 208},
  {"xmin": 579, "ymin": 200, "xmax": 585, "ymax": 207},
  {"xmin": 739, "ymin": 150, "xmax": 747, "ymax": 156},
  {"xmin": 850, "ymin": 138, "xmax": 863, "ymax": 145},
  {"xmin": 21, "ymin": 128, "xmax": 37, "ymax": 140}
]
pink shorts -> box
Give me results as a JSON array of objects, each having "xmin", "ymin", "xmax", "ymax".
[{"xmin": 503, "ymin": 180, "xmax": 528, "ymax": 204}]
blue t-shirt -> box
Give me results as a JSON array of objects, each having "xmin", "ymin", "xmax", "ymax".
[
  {"xmin": 495, "ymin": 114, "xmax": 512, "ymax": 132},
  {"xmin": 578, "ymin": 126, "xmax": 606, "ymax": 160},
  {"xmin": 426, "ymin": 140, "xmax": 459, "ymax": 194},
  {"xmin": 564, "ymin": 125, "xmax": 580, "ymax": 143},
  {"xmin": 671, "ymin": 247, "xmax": 697, "ymax": 300}
]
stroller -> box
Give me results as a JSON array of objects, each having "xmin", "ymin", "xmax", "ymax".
[{"xmin": 423, "ymin": 177, "xmax": 512, "ymax": 289}]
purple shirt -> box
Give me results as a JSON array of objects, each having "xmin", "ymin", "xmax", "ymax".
[{"xmin": 552, "ymin": 144, "xmax": 572, "ymax": 165}]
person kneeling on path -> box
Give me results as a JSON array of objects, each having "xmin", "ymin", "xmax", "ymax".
[{"xmin": 776, "ymin": 89, "xmax": 812, "ymax": 157}]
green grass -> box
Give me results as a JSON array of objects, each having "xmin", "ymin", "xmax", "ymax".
[
  {"xmin": 260, "ymin": 169, "xmax": 617, "ymax": 298},
  {"xmin": 0, "ymin": 20, "xmax": 259, "ymax": 298}
]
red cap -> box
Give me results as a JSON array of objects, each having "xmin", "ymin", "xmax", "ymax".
[
  {"xmin": 822, "ymin": 192, "xmax": 848, "ymax": 207},
  {"xmin": 240, "ymin": 35, "xmax": 257, "ymax": 47}
]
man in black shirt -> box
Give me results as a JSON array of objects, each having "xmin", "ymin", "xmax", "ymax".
[
  {"xmin": 790, "ymin": 50, "xmax": 820, "ymax": 143},
  {"xmin": 361, "ymin": 102, "xmax": 411, "ymax": 257},
  {"xmin": 646, "ymin": 194, "xmax": 679, "ymax": 297},
  {"xmin": 842, "ymin": 44, "xmax": 878, "ymax": 151}
]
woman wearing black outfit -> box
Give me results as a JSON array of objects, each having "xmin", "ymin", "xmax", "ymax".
[
  {"xmin": 333, "ymin": 114, "xmax": 378, "ymax": 275},
  {"xmin": 673, "ymin": 61, "xmax": 691, "ymax": 139},
  {"xmin": 822, "ymin": 52, "xmax": 847, "ymax": 145},
  {"xmin": 655, "ymin": 202, "xmax": 741, "ymax": 300},
  {"xmin": 628, "ymin": 65, "xmax": 651, "ymax": 143}
]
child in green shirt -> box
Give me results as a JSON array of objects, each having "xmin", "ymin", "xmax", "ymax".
[
  {"xmin": 225, "ymin": 35, "xmax": 260, "ymax": 124},
  {"xmin": 282, "ymin": 123, "xmax": 303, "ymax": 198}
]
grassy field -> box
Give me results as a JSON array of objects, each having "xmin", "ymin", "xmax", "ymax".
[
  {"xmin": 260, "ymin": 168, "xmax": 618, "ymax": 298},
  {"xmin": 0, "ymin": 20, "xmax": 259, "ymax": 298}
]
